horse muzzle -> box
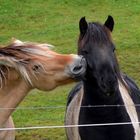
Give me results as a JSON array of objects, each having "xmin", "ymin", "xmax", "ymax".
[
  {"xmin": 67, "ymin": 55, "xmax": 87, "ymax": 80},
  {"xmin": 99, "ymin": 79, "xmax": 118, "ymax": 96}
]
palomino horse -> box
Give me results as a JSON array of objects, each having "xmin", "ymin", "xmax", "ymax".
[
  {"xmin": 0, "ymin": 39, "xmax": 86, "ymax": 140},
  {"xmin": 65, "ymin": 16, "xmax": 140, "ymax": 140}
]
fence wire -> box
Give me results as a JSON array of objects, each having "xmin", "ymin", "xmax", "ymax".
[
  {"xmin": 0, "ymin": 104, "xmax": 139, "ymax": 131},
  {"xmin": 1, "ymin": 104, "xmax": 140, "ymax": 110},
  {"xmin": 0, "ymin": 122, "xmax": 140, "ymax": 131}
]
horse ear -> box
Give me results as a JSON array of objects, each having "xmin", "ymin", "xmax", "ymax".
[
  {"xmin": 104, "ymin": 15, "xmax": 114, "ymax": 32},
  {"xmin": 11, "ymin": 38, "xmax": 24, "ymax": 46},
  {"xmin": 79, "ymin": 17, "xmax": 88, "ymax": 35}
]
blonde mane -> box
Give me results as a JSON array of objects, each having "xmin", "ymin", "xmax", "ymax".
[{"xmin": 0, "ymin": 40, "xmax": 54, "ymax": 87}]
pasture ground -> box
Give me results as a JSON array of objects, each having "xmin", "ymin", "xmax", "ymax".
[{"xmin": 0, "ymin": 0, "xmax": 140, "ymax": 139}]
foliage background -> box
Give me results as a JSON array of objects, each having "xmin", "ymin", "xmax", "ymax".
[{"xmin": 0, "ymin": 0, "xmax": 140, "ymax": 139}]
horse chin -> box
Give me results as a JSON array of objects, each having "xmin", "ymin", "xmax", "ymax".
[
  {"xmin": 100, "ymin": 86, "xmax": 117, "ymax": 97},
  {"xmin": 75, "ymin": 75, "xmax": 86, "ymax": 81},
  {"xmin": 105, "ymin": 90, "xmax": 115, "ymax": 97},
  {"xmin": 97, "ymin": 78, "xmax": 118, "ymax": 97}
]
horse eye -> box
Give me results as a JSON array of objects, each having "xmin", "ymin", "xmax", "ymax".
[
  {"xmin": 82, "ymin": 50, "xmax": 88, "ymax": 54},
  {"xmin": 32, "ymin": 65, "xmax": 41, "ymax": 72}
]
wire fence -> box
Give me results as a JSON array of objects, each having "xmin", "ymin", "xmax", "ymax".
[
  {"xmin": 0, "ymin": 104, "xmax": 140, "ymax": 131},
  {"xmin": 1, "ymin": 104, "xmax": 140, "ymax": 110},
  {"xmin": 1, "ymin": 122, "xmax": 140, "ymax": 131}
]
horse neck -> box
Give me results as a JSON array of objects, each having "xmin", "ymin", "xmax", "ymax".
[
  {"xmin": 82, "ymin": 78, "xmax": 122, "ymax": 106},
  {"xmin": 0, "ymin": 71, "xmax": 31, "ymax": 126}
]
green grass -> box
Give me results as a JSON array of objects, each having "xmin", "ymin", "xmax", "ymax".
[{"xmin": 1, "ymin": 0, "xmax": 140, "ymax": 139}]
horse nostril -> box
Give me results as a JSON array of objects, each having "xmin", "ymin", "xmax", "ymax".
[
  {"xmin": 73, "ymin": 57, "xmax": 86, "ymax": 73},
  {"xmin": 73, "ymin": 65, "xmax": 83, "ymax": 72},
  {"xmin": 71, "ymin": 64, "xmax": 84, "ymax": 75},
  {"xmin": 69, "ymin": 55, "xmax": 86, "ymax": 77}
]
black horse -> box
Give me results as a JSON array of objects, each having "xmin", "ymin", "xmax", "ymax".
[{"xmin": 65, "ymin": 16, "xmax": 140, "ymax": 140}]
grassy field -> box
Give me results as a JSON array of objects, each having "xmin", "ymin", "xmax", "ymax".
[{"xmin": 1, "ymin": 0, "xmax": 140, "ymax": 139}]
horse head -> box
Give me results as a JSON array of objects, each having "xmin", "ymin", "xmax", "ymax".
[
  {"xmin": 0, "ymin": 39, "xmax": 86, "ymax": 91},
  {"xmin": 78, "ymin": 16, "xmax": 120, "ymax": 96}
]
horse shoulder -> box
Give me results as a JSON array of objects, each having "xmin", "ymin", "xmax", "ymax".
[
  {"xmin": 123, "ymin": 74, "xmax": 139, "ymax": 90},
  {"xmin": 65, "ymin": 81, "xmax": 84, "ymax": 140},
  {"xmin": 121, "ymin": 74, "xmax": 140, "ymax": 140}
]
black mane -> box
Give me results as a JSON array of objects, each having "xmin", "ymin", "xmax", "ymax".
[{"xmin": 87, "ymin": 22, "xmax": 110, "ymax": 43}]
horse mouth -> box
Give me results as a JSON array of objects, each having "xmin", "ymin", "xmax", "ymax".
[{"xmin": 99, "ymin": 84, "xmax": 117, "ymax": 97}]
